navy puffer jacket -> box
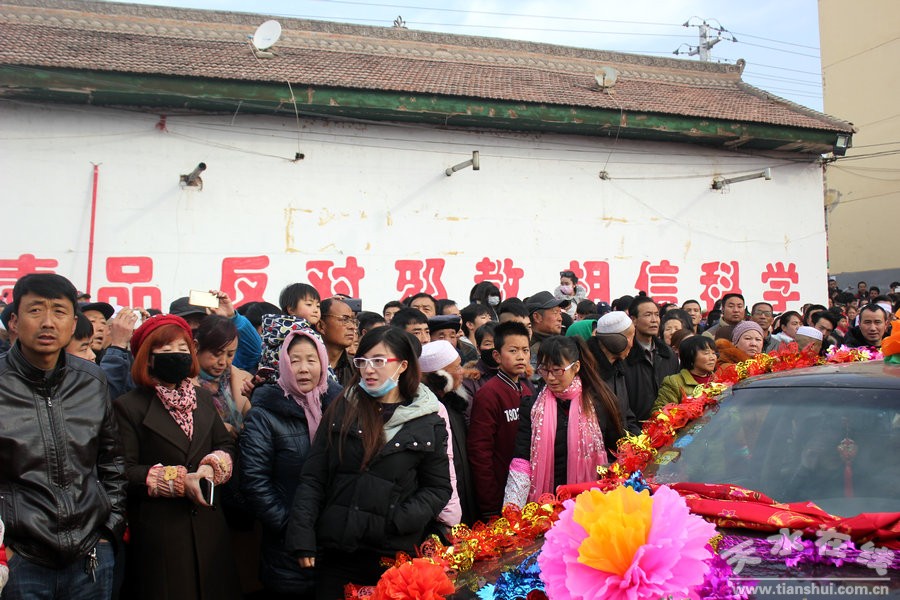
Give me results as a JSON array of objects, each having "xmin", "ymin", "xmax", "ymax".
[{"xmin": 240, "ymin": 380, "xmax": 341, "ymax": 593}]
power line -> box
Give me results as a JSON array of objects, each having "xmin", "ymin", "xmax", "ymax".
[
  {"xmin": 833, "ymin": 189, "xmax": 899, "ymax": 206},
  {"xmin": 307, "ymin": 0, "xmax": 822, "ymax": 54},
  {"xmin": 743, "ymin": 71, "xmax": 822, "ymax": 87},
  {"xmin": 850, "ymin": 141, "xmax": 900, "ymax": 149},
  {"xmin": 728, "ymin": 29, "xmax": 819, "ymax": 51},
  {"xmin": 833, "ymin": 149, "xmax": 900, "ymax": 162},
  {"xmin": 282, "ymin": 3, "xmax": 822, "ymax": 60},
  {"xmin": 822, "ymin": 35, "xmax": 900, "ymax": 69},
  {"xmin": 831, "ymin": 166, "xmax": 900, "ymax": 182},
  {"xmin": 750, "ymin": 62, "xmax": 821, "ymax": 76},
  {"xmin": 749, "ymin": 86, "xmax": 823, "ymax": 99},
  {"xmin": 735, "ymin": 39, "xmax": 820, "ymax": 59},
  {"xmin": 305, "ymin": 0, "xmax": 681, "ymax": 27}
]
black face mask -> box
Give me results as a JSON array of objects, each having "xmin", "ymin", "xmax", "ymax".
[
  {"xmin": 480, "ymin": 348, "xmax": 499, "ymax": 369},
  {"xmin": 150, "ymin": 352, "xmax": 193, "ymax": 384}
]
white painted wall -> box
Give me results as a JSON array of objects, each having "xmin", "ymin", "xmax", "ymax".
[{"xmin": 0, "ymin": 100, "xmax": 828, "ymax": 312}]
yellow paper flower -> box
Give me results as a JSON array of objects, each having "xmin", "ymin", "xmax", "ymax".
[{"xmin": 572, "ymin": 487, "xmax": 654, "ymax": 576}]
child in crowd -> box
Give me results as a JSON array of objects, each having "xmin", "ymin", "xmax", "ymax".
[
  {"xmin": 467, "ymin": 321, "xmax": 533, "ymax": 519},
  {"xmin": 279, "ymin": 283, "xmax": 321, "ymax": 326},
  {"xmin": 64, "ymin": 310, "xmax": 97, "ymax": 362},
  {"xmin": 460, "ymin": 322, "xmax": 498, "ymax": 422}
]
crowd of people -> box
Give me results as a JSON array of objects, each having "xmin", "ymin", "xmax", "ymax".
[{"xmin": 0, "ymin": 269, "xmax": 896, "ymax": 600}]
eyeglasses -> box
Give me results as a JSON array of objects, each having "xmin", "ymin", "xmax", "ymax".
[
  {"xmin": 753, "ymin": 310, "xmax": 774, "ymax": 317},
  {"xmin": 537, "ymin": 361, "xmax": 577, "ymax": 379},
  {"xmin": 353, "ymin": 356, "xmax": 400, "ymax": 369},
  {"xmin": 324, "ymin": 314, "xmax": 358, "ymax": 326}
]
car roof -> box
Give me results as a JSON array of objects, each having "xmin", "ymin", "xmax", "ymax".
[{"xmin": 731, "ymin": 359, "xmax": 900, "ymax": 390}]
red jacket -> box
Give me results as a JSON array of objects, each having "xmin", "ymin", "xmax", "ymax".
[{"xmin": 467, "ymin": 372, "xmax": 532, "ymax": 518}]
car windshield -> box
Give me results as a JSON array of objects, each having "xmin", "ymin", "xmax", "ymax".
[{"xmin": 645, "ymin": 386, "xmax": 900, "ymax": 517}]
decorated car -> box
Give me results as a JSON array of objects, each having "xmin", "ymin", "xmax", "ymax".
[{"xmin": 349, "ymin": 346, "xmax": 900, "ymax": 599}]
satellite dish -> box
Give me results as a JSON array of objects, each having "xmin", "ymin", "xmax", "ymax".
[
  {"xmin": 253, "ymin": 20, "xmax": 282, "ymax": 51},
  {"xmin": 594, "ymin": 66, "xmax": 619, "ymax": 89}
]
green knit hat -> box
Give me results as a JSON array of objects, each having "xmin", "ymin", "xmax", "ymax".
[{"xmin": 565, "ymin": 318, "xmax": 596, "ymax": 342}]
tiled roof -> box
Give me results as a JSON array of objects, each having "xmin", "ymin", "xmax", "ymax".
[{"xmin": 0, "ymin": 0, "xmax": 853, "ymax": 133}]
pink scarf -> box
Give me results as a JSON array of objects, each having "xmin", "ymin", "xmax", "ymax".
[
  {"xmin": 155, "ymin": 379, "xmax": 198, "ymax": 440},
  {"xmin": 529, "ymin": 376, "xmax": 607, "ymax": 501},
  {"xmin": 276, "ymin": 329, "xmax": 327, "ymax": 441}
]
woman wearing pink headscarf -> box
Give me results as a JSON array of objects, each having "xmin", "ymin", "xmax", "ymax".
[{"xmin": 240, "ymin": 328, "xmax": 342, "ymax": 598}]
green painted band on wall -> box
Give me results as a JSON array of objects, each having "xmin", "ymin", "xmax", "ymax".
[{"xmin": 0, "ymin": 65, "xmax": 842, "ymax": 153}]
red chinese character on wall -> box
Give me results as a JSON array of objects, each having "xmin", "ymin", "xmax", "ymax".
[
  {"xmin": 634, "ymin": 260, "xmax": 679, "ymax": 304},
  {"xmin": 97, "ymin": 257, "xmax": 162, "ymax": 309},
  {"xmin": 0, "ymin": 254, "xmax": 59, "ymax": 304},
  {"xmin": 474, "ymin": 258, "xmax": 525, "ymax": 299},
  {"xmin": 221, "ymin": 256, "xmax": 270, "ymax": 307},
  {"xmin": 761, "ymin": 262, "xmax": 800, "ymax": 311},
  {"xmin": 567, "ymin": 260, "xmax": 610, "ymax": 303},
  {"xmin": 699, "ymin": 261, "xmax": 742, "ymax": 311},
  {"xmin": 308, "ymin": 257, "xmax": 367, "ymax": 299},
  {"xmin": 394, "ymin": 258, "xmax": 446, "ymax": 299}
]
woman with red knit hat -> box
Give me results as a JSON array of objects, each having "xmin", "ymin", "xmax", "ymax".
[{"xmin": 113, "ymin": 314, "xmax": 241, "ymax": 600}]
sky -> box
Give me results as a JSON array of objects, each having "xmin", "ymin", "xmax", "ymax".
[{"xmin": 116, "ymin": 0, "xmax": 825, "ymax": 112}]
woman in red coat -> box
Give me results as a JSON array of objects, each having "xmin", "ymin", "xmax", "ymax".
[{"xmin": 114, "ymin": 314, "xmax": 241, "ymax": 600}]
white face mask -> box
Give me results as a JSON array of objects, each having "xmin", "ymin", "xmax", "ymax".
[{"xmin": 487, "ymin": 296, "xmax": 500, "ymax": 306}]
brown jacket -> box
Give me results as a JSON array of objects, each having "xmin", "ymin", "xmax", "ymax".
[{"xmin": 114, "ymin": 386, "xmax": 240, "ymax": 600}]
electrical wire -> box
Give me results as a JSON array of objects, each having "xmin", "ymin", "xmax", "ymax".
[
  {"xmin": 833, "ymin": 149, "xmax": 900, "ymax": 162},
  {"xmin": 726, "ymin": 30, "xmax": 818, "ymax": 50},
  {"xmin": 832, "ymin": 189, "xmax": 899, "ymax": 206},
  {"xmin": 830, "ymin": 166, "xmax": 900, "ymax": 182},
  {"xmin": 307, "ymin": 0, "xmax": 824, "ymax": 57},
  {"xmin": 734, "ymin": 39, "xmax": 820, "ymax": 59},
  {"xmin": 822, "ymin": 35, "xmax": 900, "ymax": 69},
  {"xmin": 850, "ymin": 141, "xmax": 900, "ymax": 149},
  {"xmin": 741, "ymin": 71, "xmax": 822, "ymax": 87},
  {"xmin": 305, "ymin": 0, "xmax": 681, "ymax": 28}
]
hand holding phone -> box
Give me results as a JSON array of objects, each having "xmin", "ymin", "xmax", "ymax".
[
  {"xmin": 188, "ymin": 290, "xmax": 219, "ymax": 309},
  {"xmin": 199, "ymin": 478, "xmax": 215, "ymax": 506}
]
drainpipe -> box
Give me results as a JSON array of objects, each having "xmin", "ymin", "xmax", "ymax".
[{"xmin": 86, "ymin": 163, "xmax": 99, "ymax": 295}]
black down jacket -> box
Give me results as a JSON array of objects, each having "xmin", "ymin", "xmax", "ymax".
[
  {"xmin": 285, "ymin": 389, "xmax": 452, "ymax": 558},
  {"xmin": 239, "ymin": 380, "xmax": 342, "ymax": 593}
]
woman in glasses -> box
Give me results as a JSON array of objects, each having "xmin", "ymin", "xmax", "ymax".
[
  {"xmin": 504, "ymin": 335, "xmax": 623, "ymax": 506},
  {"xmin": 240, "ymin": 326, "xmax": 341, "ymax": 598},
  {"xmin": 553, "ymin": 270, "xmax": 588, "ymax": 317},
  {"xmin": 285, "ymin": 327, "xmax": 451, "ymax": 599}
]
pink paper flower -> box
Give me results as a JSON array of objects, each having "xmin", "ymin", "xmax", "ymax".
[{"xmin": 539, "ymin": 486, "xmax": 716, "ymax": 600}]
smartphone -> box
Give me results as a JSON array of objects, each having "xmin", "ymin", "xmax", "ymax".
[
  {"xmin": 199, "ymin": 478, "xmax": 215, "ymax": 505},
  {"xmin": 188, "ymin": 290, "xmax": 219, "ymax": 309}
]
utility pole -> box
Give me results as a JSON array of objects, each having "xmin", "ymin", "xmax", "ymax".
[{"xmin": 673, "ymin": 18, "xmax": 737, "ymax": 62}]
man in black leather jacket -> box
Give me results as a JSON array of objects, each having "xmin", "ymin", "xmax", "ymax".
[{"xmin": 0, "ymin": 274, "xmax": 126, "ymax": 599}]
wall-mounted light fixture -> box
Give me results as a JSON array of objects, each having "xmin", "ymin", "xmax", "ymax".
[
  {"xmin": 712, "ymin": 167, "xmax": 771, "ymax": 190},
  {"xmin": 833, "ymin": 134, "xmax": 851, "ymax": 156},
  {"xmin": 445, "ymin": 151, "xmax": 480, "ymax": 176},
  {"xmin": 180, "ymin": 162, "xmax": 206, "ymax": 189}
]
